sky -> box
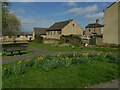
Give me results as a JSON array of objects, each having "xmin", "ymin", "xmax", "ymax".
[{"xmin": 10, "ymin": 2, "xmax": 114, "ymax": 32}]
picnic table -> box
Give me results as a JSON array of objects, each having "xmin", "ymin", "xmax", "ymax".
[
  {"xmin": 4, "ymin": 46, "xmax": 27, "ymax": 56},
  {"xmin": 2, "ymin": 43, "xmax": 28, "ymax": 56}
]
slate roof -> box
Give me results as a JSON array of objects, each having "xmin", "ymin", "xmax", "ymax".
[
  {"xmin": 34, "ymin": 28, "xmax": 47, "ymax": 35},
  {"xmin": 47, "ymin": 19, "xmax": 73, "ymax": 31},
  {"xmin": 85, "ymin": 23, "xmax": 104, "ymax": 28}
]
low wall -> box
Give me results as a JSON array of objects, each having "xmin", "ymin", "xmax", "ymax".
[{"xmin": 43, "ymin": 39, "xmax": 59, "ymax": 44}]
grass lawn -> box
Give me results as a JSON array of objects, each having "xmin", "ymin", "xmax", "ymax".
[
  {"xmin": 28, "ymin": 42, "xmax": 118, "ymax": 52},
  {"xmin": 2, "ymin": 53, "xmax": 119, "ymax": 88}
]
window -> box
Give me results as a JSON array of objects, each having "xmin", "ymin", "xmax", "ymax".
[
  {"xmin": 73, "ymin": 24, "xmax": 75, "ymax": 27},
  {"xmin": 89, "ymin": 29, "xmax": 91, "ymax": 31},
  {"xmin": 58, "ymin": 31, "xmax": 61, "ymax": 34},
  {"xmin": 8, "ymin": 36, "xmax": 12, "ymax": 38},
  {"xmin": 17, "ymin": 35, "xmax": 20, "ymax": 38}
]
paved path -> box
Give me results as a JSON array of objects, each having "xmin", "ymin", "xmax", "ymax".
[
  {"xmin": 89, "ymin": 79, "xmax": 119, "ymax": 88},
  {"xmin": 2, "ymin": 46, "xmax": 98, "ymax": 64}
]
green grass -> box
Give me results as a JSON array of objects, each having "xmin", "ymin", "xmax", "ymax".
[
  {"xmin": 2, "ymin": 53, "xmax": 119, "ymax": 88},
  {"xmin": 29, "ymin": 42, "xmax": 118, "ymax": 52},
  {"xmin": 2, "ymin": 61, "xmax": 119, "ymax": 88}
]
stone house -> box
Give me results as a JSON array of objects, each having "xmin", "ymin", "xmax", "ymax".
[
  {"xmin": 85, "ymin": 19, "xmax": 104, "ymax": 46},
  {"xmin": 33, "ymin": 28, "xmax": 48, "ymax": 40},
  {"xmin": 45, "ymin": 19, "xmax": 83, "ymax": 43},
  {"xmin": 103, "ymin": 1, "xmax": 120, "ymax": 46}
]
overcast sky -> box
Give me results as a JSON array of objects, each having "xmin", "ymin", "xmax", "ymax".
[{"xmin": 10, "ymin": 2, "xmax": 113, "ymax": 32}]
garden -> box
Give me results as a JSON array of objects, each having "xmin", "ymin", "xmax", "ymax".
[{"xmin": 2, "ymin": 52, "xmax": 119, "ymax": 88}]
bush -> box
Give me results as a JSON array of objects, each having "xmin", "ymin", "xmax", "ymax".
[
  {"xmin": 105, "ymin": 54, "xmax": 119, "ymax": 64},
  {"xmin": 60, "ymin": 35, "xmax": 82, "ymax": 46}
]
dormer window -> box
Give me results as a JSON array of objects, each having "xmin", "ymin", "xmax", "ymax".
[{"xmin": 73, "ymin": 24, "xmax": 75, "ymax": 27}]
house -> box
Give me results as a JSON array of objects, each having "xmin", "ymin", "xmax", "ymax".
[
  {"xmin": 85, "ymin": 19, "xmax": 104, "ymax": 46},
  {"xmin": 33, "ymin": 28, "xmax": 47, "ymax": 40},
  {"xmin": 2, "ymin": 32, "xmax": 33, "ymax": 42},
  {"xmin": 103, "ymin": 1, "xmax": 120, "ymax": 46},
  {"xmin": 15, "ymin": 32, "xmax": 33, "ymax": 41},
  {"xmin": 46, "ymin": 19, "xmax": 83, "ymax": 41}
]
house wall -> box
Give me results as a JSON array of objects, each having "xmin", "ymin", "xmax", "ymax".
[
  {"xmin": 85, "ymin": 27, "xmax": 103, "ymax": 36},
  {"xmin": 46, "ymin": 31, "xmax": 61, "ymax": 39},
  {"xmin": 32, "ymin": 30, "xmax": 35, "ymax": 40},
  {"xmin": 96, "ymin": 37, "xmax": 103, "ymax": 46},
  {"xmin": 103, "ymin": 2, "xmax": 120, "ymax": 45},
  {"xmin": 18, "ymin": 35, "xmax": 33, "ymax": 41},
  {"xmin": 2, "ymin": 35, "xmax": 33, "ymax": 42},
  {"xmin": 43, "ymin": 38, "xmax": 59, "ymax": 44},
  {"xmin": 62, "ymin": 20, "xmax": 83, "ymax": 36},
  {"xmin": 2, "ymin": 36, "xmax": 14, "ymax": 41}
]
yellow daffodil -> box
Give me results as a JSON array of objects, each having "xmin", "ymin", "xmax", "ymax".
[
  {"xmin": 18, "ymin": 61, "xmax": 22, "ymax": 64},
  {"xmin": 38, "ymin": 56, "xmax": 44, "ymax": 61}
]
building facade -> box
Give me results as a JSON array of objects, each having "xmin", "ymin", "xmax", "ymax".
[
  {"xmin": 103, "ymin": 1, "xmax": 120, "ymax": 46},
  {"xmin": 85, "ymin": 19, "xmax": 104, "ymax": 46}
]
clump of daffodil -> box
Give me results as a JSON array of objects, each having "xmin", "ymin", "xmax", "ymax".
[
  {"xmin": 83, "ymin": 53, "xmax": 88, "ymax": 56},
  {"xmin": 65, "ymin": 57, "xmax": 72, "ymax": 60},
  {"xmin": 99, "ymin": 51, "xmax": 103, "ymax": 54},
  {"xmin": 65, "ymin": 57, "xmax": 69, "ymax": 60},
  {"xmin": 104, "ymin": 53, "xmax": 108, "ymax": 57},
  {"xmin": 18, "ymin": 61, "xmax": 22, "ymax": 64},
  {"xmin": 108, "ymin": 52, "xmax": 112, "ymax": 54},
  {"xmin": 38, "ymin": 56, "xmax": 44, "ymax": 61},
  {"xmin": 57, "ymin": 52, "xmax": 62, "ymax": 57},
  {"xmin": 73, "ymin": 51, "xmax": 76, "ymax": 56}
]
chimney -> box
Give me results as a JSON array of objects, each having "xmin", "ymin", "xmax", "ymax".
[
  {"xmin": 96, "ymin": 18, "xmax": 99, "ymax": 24},
  {"xmin": 69, "ymin": 19, "xmax": 73, "ymax": 22}
]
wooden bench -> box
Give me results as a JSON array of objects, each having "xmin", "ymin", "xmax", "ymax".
[{"xmin": 4, "ymin": 46, "xmax": 27, "ymax": 56}]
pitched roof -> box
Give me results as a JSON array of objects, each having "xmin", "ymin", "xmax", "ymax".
[
  {"xmin": 16, "ymin": 32, "xmax": 30, "ymax": 36},
  {"xmin": 85, "ymin": 23, "xmax": 104, "ymax": 28},
  {"xmin": 34, "ymin": 28, "xmax": 47, "ymax": 35},
  {"xmin": 47, "ymin": 19, "xmax": 73, "ymax": 31},
  {"xmin": 104, "ymin": 2, "xmax": 116, "ymax": 11}
]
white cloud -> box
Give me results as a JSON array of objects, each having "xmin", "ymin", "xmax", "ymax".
[
  {"xmin": 66, "ymin": 0, "xmax": 77, "ymax": 7},
  {"xmin": 62, "ymin": 4, "xmax": 98, "ymax": 15},
  {"xmin": 20, "ymin": 18, "xmax": 56, "ymax": 32},
  {"xmin": 85, "ymin": 12, "xmax": 104, "ymax": 19},
  {"xmin": 17, "ymin": 8, "xmax": 26, "ymax": 13}
]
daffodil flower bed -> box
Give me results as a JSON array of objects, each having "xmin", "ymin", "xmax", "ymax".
[{"xmin": 2, "ymin": 53, "xmax": 119, "ymax": 77}]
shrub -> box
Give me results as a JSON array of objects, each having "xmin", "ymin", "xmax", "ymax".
[
  {"xmin": 2, "ymin": 66, "xmax": 13, "ymax": 77},
  {"xmin": 24, "ymin": 58, "xmax": 35, "ymax": 67},
  {"xmin": 60, "ymin": 35, "xmax": 82, "ymax": 46},
  {"xmin": 17, "ymin": 64, "xmax": 27, "ymax": 75},
  {"xmin": 105, "ymin": 54, "xmax": 119, "ymax": 64}
]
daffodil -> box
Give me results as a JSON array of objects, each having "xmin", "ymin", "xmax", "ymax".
[{"xmin": 18, "ymin": 61, "xmax": 22, "ymax": 64}]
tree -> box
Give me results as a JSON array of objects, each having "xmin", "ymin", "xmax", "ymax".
[{"xmin": 2, "ymin": 1, "xmax": 21, "ymax": 36}]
